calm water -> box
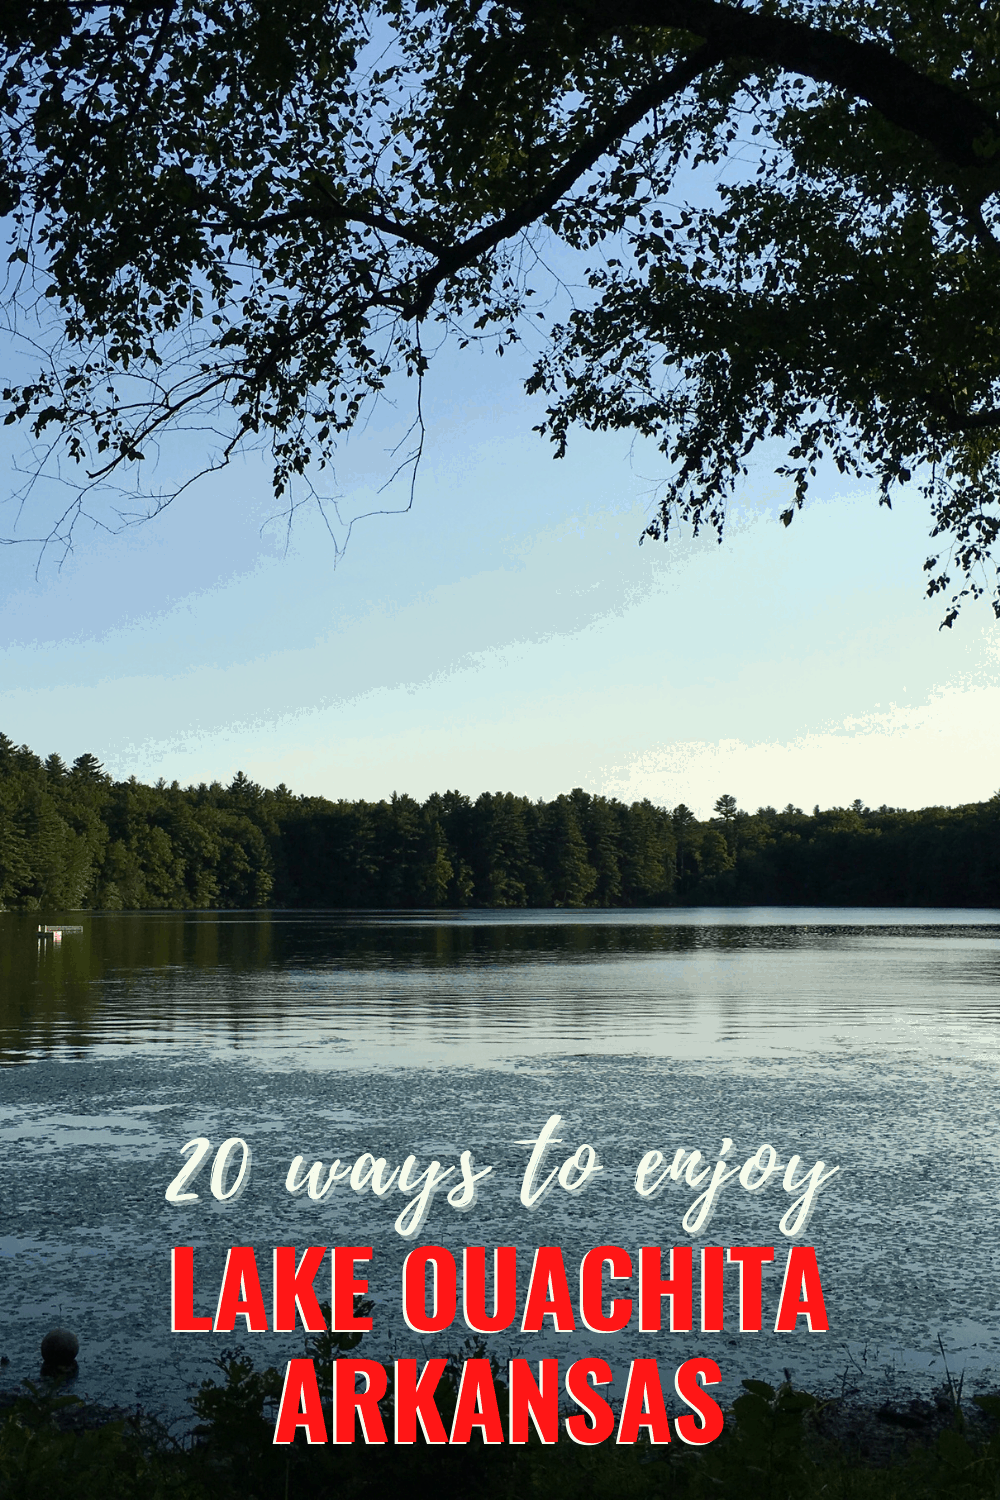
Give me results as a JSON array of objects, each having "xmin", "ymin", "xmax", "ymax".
[{"xmin": 1, "ymin": 907, "xmax": 999, "ymax": 1421}]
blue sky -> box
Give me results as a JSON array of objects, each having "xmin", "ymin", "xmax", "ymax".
[{"xmin": 1, "ymin": 339, "xmax": 997, "ymax": 817}]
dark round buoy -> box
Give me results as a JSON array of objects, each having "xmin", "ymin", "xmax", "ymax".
[{"xmin": 40, "ymin": 1328, "xmax": 79, "ymax": 1367}]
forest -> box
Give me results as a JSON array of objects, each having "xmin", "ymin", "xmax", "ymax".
[{"xmin": 0, "ymin": 732, "xmax": 996, "ymax": 911}]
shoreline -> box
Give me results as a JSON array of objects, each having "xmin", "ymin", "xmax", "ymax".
[{"xmin": 2, "ymin": 1360, "xmax": 995, "ymax": 1467}]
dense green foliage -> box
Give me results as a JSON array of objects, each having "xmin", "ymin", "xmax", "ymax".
[
  {"xmin": 1, "ymin": 732, "xmax": 996, "ymax": 910},
  {"xmin": 3, "ymin": 0, "xmax": 1000, "ymax": 617}
]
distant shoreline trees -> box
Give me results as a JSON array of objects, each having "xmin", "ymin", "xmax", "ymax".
[{"xmin": 0, "ymin": 733, "xmax": 997, "ymax": 911}]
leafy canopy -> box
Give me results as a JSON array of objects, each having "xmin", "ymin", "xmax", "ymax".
[{"xmin": 3, "ymin": 0, "xmax": 1000, "ymax": 620}]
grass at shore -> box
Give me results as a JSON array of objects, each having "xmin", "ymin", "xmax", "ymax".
[{"xmin": 3, "ymin": 1359, "xmax": 1000, "ymax": 1500}]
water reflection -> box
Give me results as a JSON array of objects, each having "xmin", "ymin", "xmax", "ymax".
[
  {"xmin": 1, "ymin": 907, "xmax": 999, "ymax": 1416},
  {"xmin": 2, "ymin": 908, "xmax": 998, "ymax": 1064}
]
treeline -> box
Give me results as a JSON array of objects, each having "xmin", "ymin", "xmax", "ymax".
[{"xmin": 0, "ymin": 733, "xmax": 997, "ymax": 909}]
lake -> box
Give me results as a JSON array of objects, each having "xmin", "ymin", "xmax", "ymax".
[{"xmin": 1, "ymin": 906, "xmax": 998, "ymax": 1424}]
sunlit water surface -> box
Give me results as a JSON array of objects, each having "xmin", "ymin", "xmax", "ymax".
[{"xmin": 1, "ymin": 908, "xmax": 998, "ymax": 1423}]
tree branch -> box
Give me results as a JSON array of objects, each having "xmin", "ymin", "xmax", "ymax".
[
  {"xmin": 209, "ymin": 194, "xmax": 452, "ymax": 259},
  {"xmin": 512, "ymin": 0, "xmax": 1000, "ymax": 175},
  {"xmin": 940, "ymin": 401, "xmax": 1000, "ymax": 432},
  {"xmin": 402, "ymin": 41, "xmax": 720, "ymax": 319},
  {"xmin": 963, "ymin": 198, "xmax": 1000, "ymax": 257}
]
